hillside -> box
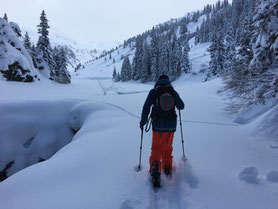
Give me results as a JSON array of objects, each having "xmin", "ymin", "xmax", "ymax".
[{"xmin": 21, "ymin": 26, "xmax": 120, "ymax": 71}]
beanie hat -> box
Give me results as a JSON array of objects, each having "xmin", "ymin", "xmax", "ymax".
[{"xmin": 158, "ymin": 75, "xmax": 169, "ymax": 80}]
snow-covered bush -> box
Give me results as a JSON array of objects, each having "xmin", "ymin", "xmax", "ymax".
[
  {"xmin": 238, "ymin": 166, "xmax": 259, "ymax": 184},
  {"xmin": 0, "ymin": 18, "xmax": 39, "ymax": 82}
]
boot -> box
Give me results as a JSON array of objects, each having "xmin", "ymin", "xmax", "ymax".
[
  {"xmin": 151, "ymin": 161, "xmax": 161, "ymax": 187},
  {"xmin": 164, "ymin": 165, "xmax": 171, "ymax": 177}
]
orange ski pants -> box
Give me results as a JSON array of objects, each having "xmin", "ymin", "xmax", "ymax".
[{"xmin": 149, "ymin": 131, "xmax": 174, "ymax": 172}]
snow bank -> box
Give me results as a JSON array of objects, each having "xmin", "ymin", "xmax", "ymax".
[
  {"xmin": 0, "ymin": 99, "xmax": 119, "ymax": 181},
  {"xmin": 249, "ymin": 105, "xmax": 278, "ymax": 140},
  {"xmin": 266, "ymin": 170, "xmax": 278, "ymax": 183},
  {"xmin": 0, "ymin": 100, "xmax": 77, "ymax": 180}
]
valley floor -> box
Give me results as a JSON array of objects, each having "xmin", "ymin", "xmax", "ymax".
[{"xmin": 0, "ymin": 73, "xmax": 277, "ymax": 209}]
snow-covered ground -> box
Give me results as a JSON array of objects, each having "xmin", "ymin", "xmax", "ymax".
[{"xmin": 0, "ymin": 41, "xmax": 278, "ymax": 209}]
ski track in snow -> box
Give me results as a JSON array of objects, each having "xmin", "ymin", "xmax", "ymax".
[
  {"xmin": 96, "ymin": 100, "xmax": 238, "ymax": 127},
  {"xmin": 119, "ymin": 160, "xmax": 199, "ymax": 209}
]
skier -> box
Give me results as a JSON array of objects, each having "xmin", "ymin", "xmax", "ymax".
[{"xmin": 140, "ymin": 75, "xmax": 184, "ymax": 187}]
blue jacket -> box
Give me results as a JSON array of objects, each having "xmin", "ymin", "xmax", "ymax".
[{"xmin": 140, "ymin": 79, "xmax": 184, "ymax": 132}]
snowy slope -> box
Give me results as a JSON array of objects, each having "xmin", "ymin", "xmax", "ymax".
[
  {"xmin": 187, "ymin": 14, "xmax": 207, "ymax": 34},
  {"xmin": 0, "ymin": 77, "xmax": 278, "ymax": 209}
]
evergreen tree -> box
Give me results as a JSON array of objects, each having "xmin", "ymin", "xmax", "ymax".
[
  {"xmin": 248, "ymin": 0, "xmax": 278, "ymax": 104},
  {"xmin": 171, "ymin": 37, "xmax": 182, "ymax": 77},
  {"xmin": 23, "ymin": 32, "xmax": 31, "ymax": 51},
  {"xmin": 121, "ymin": 56, "xmax": 132, "ymax": 81},
  {"xmin": 36, "ymin": 10, "xmax": 54, "ymax": 74},
  {"xmin": 207, "ymin": 30, "xmax": 226, "ymax": 80},
  {"xmin": 180, "ymin": 21, "xmax": 188, "ymax": 35},
  {"xmin": 159, "ymin": 41, "xmax": 170, "ymax": 76},
  {"xmin": 3, "ymin": 13, "xmax": 8, "ymax": 21},
  {"xmin": 30, "ymin": 44, "xmax": 38, "ymax": 69},
  {"xmin": 112, "ymin": 67, "xmax": 117, "ymax": 81},
  {"xmin": 181, "ymin": 45, "xmax": 191, "ymax": 74},
  {"xmin": 223, "ymin": 26, "xmax": 237, "ymax": 75},
  {"xmin": 52, "ymin": 47, "xmax": 71, "ymax": 84},
  {"xmin": 132, "ymin": 35, "xmax": 143, "ymax": 80},
  {"xmin": 150, "ymin": 31, "xmax": 160, "ymax": 81},
  {"xmin": 141, "ymin": 43, "xmax": 151, "ymax": 82}
]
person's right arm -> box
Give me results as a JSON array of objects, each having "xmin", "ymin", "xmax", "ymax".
[{"xmin": 173, "ymin": 91, "xmax": 185, "ymax": 110}]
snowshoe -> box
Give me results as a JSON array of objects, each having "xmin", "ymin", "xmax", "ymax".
[
  {"xmin": 164, "ymin": 165, "xmax": 172, "ymax": 178},
  {"xmin": 151, "ymin": 161, "xmax": 161, "ymax": 188}
]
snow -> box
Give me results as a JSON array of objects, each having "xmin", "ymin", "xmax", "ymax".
[
  {"xmin": 267, "ymin": 170, "xmax": 278, "ymax": 183},
  {"xmin": 187, "ymin": 14, "xmax": 207, "ymax": 34},
  {"xmin": 0, "ymin": 31, "xmax": 278, "ymax": 209}
]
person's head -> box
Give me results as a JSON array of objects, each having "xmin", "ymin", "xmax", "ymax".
[{"xmin": 158, "ymin": 75, "xmax": 169, "ymax": 81}]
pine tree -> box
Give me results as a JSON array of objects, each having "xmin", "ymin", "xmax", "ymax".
[
  {"xmin": 132, "ymin": 35, "xmax": 143, "ymax": 80},
  {"xmin": 3, "ymin": 13, "xmax": 8, "ymax": 21},
  {"xmin": 112, "ymin": 67, "xmax": 117, "ymax": 81},
  {"xmin": 171, "ymin": 37, "xmax": 182, "ymax": 77},
  {"xmin": 52, "ymin": 47, "xmax": 71, "ymax": 84},
  {"xmin": 121, "ymin": 56, "xmax": 132, "ymax": 82},
  {"xmin": 36, "ymin": 10, "xmax": 54, "ymax": 74},
  {"xmin": 30, "ymin": 44, "xmax": 38, "ymax": 69},
  {"xmin": 159, "ymin": 41, "xmax": 170, "ymax": 76},
  {"xmin": 248, "ymin": 0, "xmax": 278, "ymax": 104},
  {"xmin": 223, "ymin": 26, "xmax": 237, "ymax": 75},
  {"xmin": 23, "ymin": 32, "xmax": 31, "ymax": 51},
  {"xmin": 207, "ymin": 30, "xmax": 226, "ymax": 80},
  {"xmin": 150, "ymin": 31, "xmax": 160, "ymax": 81},
  {"xmin": 181, "ymin": 45, "xmax": 191, "ymax": 74},
  {"xmin": 180, "ymin": 21, "xmax": 188, "ymax": 35},
  {"xmin": 141, "ymin": 43, "xmax": 151, "ymax": 82}
]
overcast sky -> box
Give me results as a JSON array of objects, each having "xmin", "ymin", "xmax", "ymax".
[{"xmin": 1, "ymin": 0, "xmax": 230, "ymax": 43}]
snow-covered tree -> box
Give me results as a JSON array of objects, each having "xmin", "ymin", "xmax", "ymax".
[
  {"xmin": 207, "ymin": 29, "xmax": 226, "ymax": 80},
  {"xmin": 23, "ymin": 32, "xmax": 31, "ymax": 51},
  {"xmin": 171, "ymin": 36, "xmax": 182, "ymax": 77},
  {"xmin": 132, "ymin": 35, "xmax": 143, "ymax": 80},
  {"xmin": 3, "ymin": 13, "xmax": 8, "ymax": 21},
  {"xmin": 0, "ymin": 18, "xmax": 38, "ymax": 82},
  {"xmin": 150, "ymin": 31, "xmax": 160, "ymax": 81},
  {"xmin": 36, "ymin": 10, "xmax": 54, "ymax": 75},
  {"xmin": 112, "ymin": 67, "xmax": 117, "ymax": 81},
  {"xmin": 180, "ymin": 45, "xmax": 191, "ymax": 74},
  {"xmin": 52, "ymin": 47, "xmax": 71, "ymax": 84},
  {"xmin": 141, "ymin": 43, "xmax": 151, "ymax": 82},
  {"xmin": 223, "ymin": 26, "xmax": 237, "ymax": 75},
  {"xmin": 121, "ymin": 56, "xmax": 132, "ymax": 82},
  {"xmin": 248, "ymin": 0, "xmax": 278, "ymax": 104}
]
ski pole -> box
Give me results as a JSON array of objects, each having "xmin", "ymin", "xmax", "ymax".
[
  {"xmin": 137, "ymin": 128, "xmax": 144, "ymax": 171},
  {"xmin": 179, "ymin": 110, "xmax": 186, "ymax": 162}
]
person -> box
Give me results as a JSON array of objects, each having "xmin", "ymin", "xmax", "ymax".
[{"xmin": 140, "ymin": 75, "xmax": 184, "ymax": 184}]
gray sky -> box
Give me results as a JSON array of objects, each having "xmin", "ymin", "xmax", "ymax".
[{"xmin": 1, "ymin": 0, "xmax": 230, "ymax": 43}]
